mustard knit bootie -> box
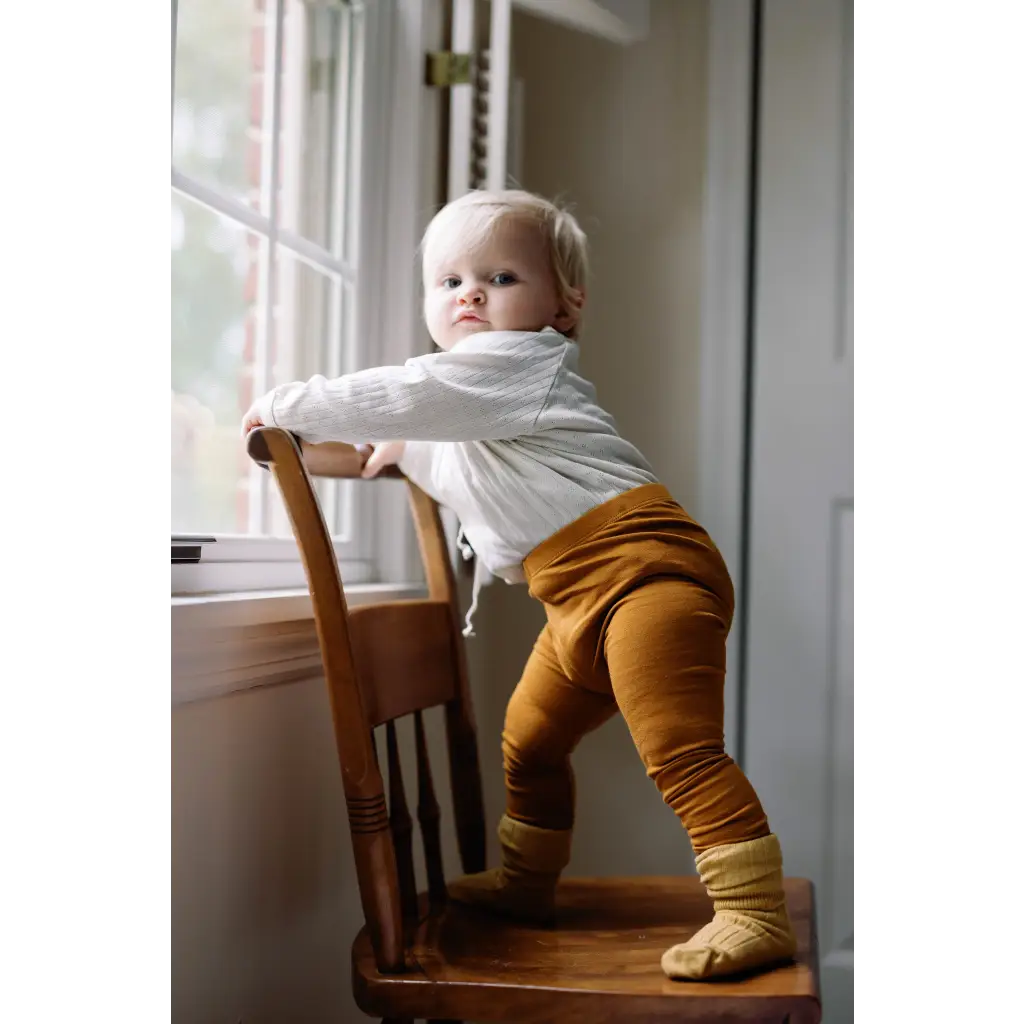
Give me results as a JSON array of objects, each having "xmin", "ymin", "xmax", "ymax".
[
  {"xmin": 662, "ymin": 834, "xmax": 797, "ymax": 981},
  {"xmin": 447, "ymin": 814, "xmax": 571, "ymax": 925}
]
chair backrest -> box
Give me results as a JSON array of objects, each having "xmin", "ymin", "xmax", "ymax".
[{"xmin": 246, "ymin": 427, "xmax": 487, "ymax": 973}]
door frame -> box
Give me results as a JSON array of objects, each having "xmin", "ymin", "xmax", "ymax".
[{"xmin": 696, "ymin": 0, "xmax": 759, "ymax": 762}]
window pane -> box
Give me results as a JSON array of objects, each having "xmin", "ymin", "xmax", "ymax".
[
  {"xmin": 276, "ymin": 0, "xmax": 361, "ymax": 258},
  {"xmin": 173, "ymin": 0, "xmax": 272, "ymax": 212},
  {"xmin": 172, "ymin": 190, "xmax": 358, "ymax": 537},
  {"xmin": 266, "ymin": 249, "xmax": 353, "ymax": 538},
  {"xmin": 172, "ymin": 0, "xmax": 364, "ymax": 544},
  {"xmin": 172, "ymin": 193, "xmax": 269, "ymax": 535}
]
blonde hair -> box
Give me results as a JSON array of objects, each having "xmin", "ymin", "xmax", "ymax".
[{"xmin": 420, "ymin": 189, "xmax": 589, "ymax": 338}]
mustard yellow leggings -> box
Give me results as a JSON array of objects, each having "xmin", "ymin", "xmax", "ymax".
[{"xmin": 505, "ymin": 484, "xmax": 770, "ymax": 853}]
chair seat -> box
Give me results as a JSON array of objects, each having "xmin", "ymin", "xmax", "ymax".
[{"xmin": 353, "ymin": 876, "xmax": 821, "ymax": 1023}]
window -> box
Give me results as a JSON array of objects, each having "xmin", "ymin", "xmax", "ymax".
[{"xmin": 171, "ymin": 0, "xmax": 383, "ymax": 593}]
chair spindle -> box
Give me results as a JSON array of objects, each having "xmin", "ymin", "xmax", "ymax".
[
  {"xmin": 385, "ymin": 720, "xmax": 419, "ymax": 924},
  {"xmin": 414, "ymin": 710, "xmax": 447, "ymax": 908}
]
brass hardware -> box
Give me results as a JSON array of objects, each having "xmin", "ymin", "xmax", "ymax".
[{"xmin": 426, "ymin": 51, "xmax": 472, "ymax": 87}]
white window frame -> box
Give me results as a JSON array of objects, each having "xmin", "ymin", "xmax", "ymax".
[{"xmin": 171, "ymin": 0, "xmax": 432, "ymax": 602}]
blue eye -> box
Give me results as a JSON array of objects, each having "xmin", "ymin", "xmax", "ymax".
[
  {"xmin": 493, "ymin": 272, "xmax": 516, "ymax": 286},
  {"xmin": 442, "ymin": 276, "xmax": 460, "ymax": 289}
]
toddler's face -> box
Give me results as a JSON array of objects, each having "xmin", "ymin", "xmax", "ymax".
[{"xmin": 423, "ymin": 217, "xmax": 574, "ymax": 351}]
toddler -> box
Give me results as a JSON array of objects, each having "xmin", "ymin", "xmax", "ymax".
[{"xmin": 242, "ymin": 189, "xmax": 797, "ymax": 981}]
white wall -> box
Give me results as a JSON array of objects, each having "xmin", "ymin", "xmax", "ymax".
[
  {"xmin": 173, "ymin": 680, "xmax": 355, "ymax": 1023},
  {"xmin": 173, "ymin": 682, "xmax": 461, "ymax": 1024},
  {"xmin": 173, "ymin": 2, "xmax": 713, "ymax": 1019}
]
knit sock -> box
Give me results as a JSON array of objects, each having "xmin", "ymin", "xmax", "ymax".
[
  {"xmin": 662, "ymin": 834, "xmax": 797, "ymax": 980},
  {"xmin": 447, "ymin": 815, "xmax": 571, "ymax": 925}
]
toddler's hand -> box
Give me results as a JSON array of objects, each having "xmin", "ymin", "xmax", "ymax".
[
  {"xmin": 241, "ymin": 391, "xmax": 275, "ymax": 437},
  {"xmin": 361, "ymin": 440, "xmax": 406, "ymax": 478},
  {"xmin": 241, "ymin": 410, "xmax": 264, "ymax": 437}
]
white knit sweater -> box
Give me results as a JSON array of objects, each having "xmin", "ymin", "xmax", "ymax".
[{"xmin": 252, "ymin": 327, "xmax": 658, "ymax": 634}]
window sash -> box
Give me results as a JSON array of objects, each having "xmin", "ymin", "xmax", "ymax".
[
  {"xmin": 171, "ymin": 0, "xmax": 367, "ymax": 552},
  {"xmin": 172, "ymin": 0, "xmax": 433, "ymax": 595},
  {"xmin": 170, "ymin": 171, "xmax": 356, "ymax": 283}
]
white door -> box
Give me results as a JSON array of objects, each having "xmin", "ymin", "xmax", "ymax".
[{"xmin": 743, "ymin": 1, "xmax": 853, "ymax": 1022}]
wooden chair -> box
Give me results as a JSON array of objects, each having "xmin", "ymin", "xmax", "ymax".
[{"xmin": 246, "ymin": 426, "xmax": 822, "ymax": 1024}]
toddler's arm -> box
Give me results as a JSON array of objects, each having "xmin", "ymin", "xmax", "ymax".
[{"xmin": 241, "ymin": 339, "xmax": 560, "ymax": 445}]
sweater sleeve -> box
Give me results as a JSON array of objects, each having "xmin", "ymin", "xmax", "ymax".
[{"xmin": 251, "ymin": 336, "xmax": 563, "ymax": 445}]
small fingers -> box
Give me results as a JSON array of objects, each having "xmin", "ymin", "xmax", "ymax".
[{"xmin": 241, "ymin": 417, "xmax": 263, "ymax": 438}]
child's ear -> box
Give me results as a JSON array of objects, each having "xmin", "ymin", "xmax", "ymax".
[
  {"xmin": 553, "ymin": 310, "xmax": 575, "ymax": 333},
  {"xmin": 553, "ymin": 287, "xmax": 586, "ymax": 334}
]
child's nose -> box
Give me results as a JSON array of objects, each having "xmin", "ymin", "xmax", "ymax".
[{"xmin": 458, "ymin": 285, "xmax": 485, "ymax": 304}]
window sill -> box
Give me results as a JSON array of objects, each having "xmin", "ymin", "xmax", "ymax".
[
  {"xmin": 172, "ymin": 582, "xmax": 426, "ymax": 707},
  {"xmin": 171, "ymin": 582, "xmax": 423, "ymax": 629}
]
